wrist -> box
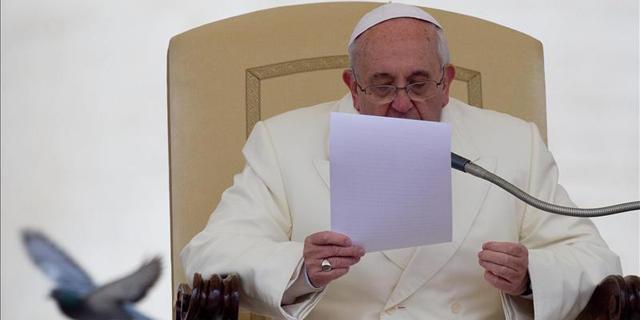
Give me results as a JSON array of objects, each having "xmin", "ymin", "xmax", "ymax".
[{"xmin": 304, "ymin": 265, "xmax": 323, "ymax": 290}]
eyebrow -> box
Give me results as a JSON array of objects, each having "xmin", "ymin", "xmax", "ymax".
[
  {"xmin": 369, "ymin": 73, "xmax": 394, "ymax": 82},
  {"xmin": 369, "ymin": 70, "xmax": 433, "ymax": 83}
]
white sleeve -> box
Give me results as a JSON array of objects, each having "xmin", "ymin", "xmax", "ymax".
[
  {"xmin": 180, "ymin": 121, "xmax": 324, "ymax": 319},
  {"xmin": 502, "ymin": 123, "xmax": 621, "ymax": 320}
]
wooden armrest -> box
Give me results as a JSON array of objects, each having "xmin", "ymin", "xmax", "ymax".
[
  {"xmin": 173, "ymin": 273, "xmax": 639, "ymax": 319},
  {"xmin": 175, "ymin": 273, "xmax": 240, "ymax": 320},
  {"xmin": 577, "ymin": 275, "xmax": 640, "ymax": 320}
]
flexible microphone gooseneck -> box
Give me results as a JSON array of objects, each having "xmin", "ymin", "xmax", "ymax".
[{"xmin": 451, "ymin": 152, "xmax": 640, "ymax": 217}]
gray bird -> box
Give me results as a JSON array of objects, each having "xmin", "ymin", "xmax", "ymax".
[{"xmin": 22, "ymin": 230, "xmax": 161, "ymax": 320}]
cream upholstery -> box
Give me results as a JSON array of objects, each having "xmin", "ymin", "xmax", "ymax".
[{"xmin": 167, "ymin": 3, "xmax": 546, "ymax": 318}]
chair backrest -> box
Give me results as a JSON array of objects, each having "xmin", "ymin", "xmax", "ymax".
[{"xmin": 167, "ymin": 1, "xmax": 547, "ymax": 308}]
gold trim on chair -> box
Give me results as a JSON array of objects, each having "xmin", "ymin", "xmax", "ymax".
[
  {"xmin": 245, "ymin": 55, "xmax": 349, "ymax": 137},
  {"xmin": 245, "ymin": 55, "xmax": 483, "ymax": 136},
  {"xmin": 453, "ymin": 66, "xmax": 483, "ymax": 108}
]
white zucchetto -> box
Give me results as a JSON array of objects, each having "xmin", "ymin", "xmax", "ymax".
[{"xmin": 348, "ymin": 3, "xmax": 443, "ymax": 47}]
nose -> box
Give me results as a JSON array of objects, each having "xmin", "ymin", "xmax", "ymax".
[{"xmin": 390, "ymin": 88, "xmax": 413, "ymax": 113}]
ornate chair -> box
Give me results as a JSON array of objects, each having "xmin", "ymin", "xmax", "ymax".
[{"xmin": 167, "ymin": 3, "xmax": 636, "ymax": 319}]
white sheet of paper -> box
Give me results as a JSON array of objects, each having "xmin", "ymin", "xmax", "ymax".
[{"xmin": 330, "ymin": 112, "xmax": 452, "ymax": 252}]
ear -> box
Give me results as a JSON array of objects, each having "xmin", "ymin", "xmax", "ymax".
[
  {"xmin": 441, "ymin": 64, "xmax": 456, "ymax": 107},
  {"xmin": 342, "ymin": 69, "xmax": 360, "ymax": 111},
  {"xmin": 442, "ymin": 64, "xmax": 456, "ymax": 96}
]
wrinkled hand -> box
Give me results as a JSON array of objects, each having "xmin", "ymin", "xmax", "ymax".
[
  {"xmin": 478, "ymin": 241, "xmax": 530, "ymax": 296},
  {"xmin": 304, "ymin": 231, "xmax": 365, "ymax": 288}
]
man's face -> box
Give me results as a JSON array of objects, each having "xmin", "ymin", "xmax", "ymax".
[{"xmin": 343, "ymin": 18, "xmax": 455, "ymax": 121}]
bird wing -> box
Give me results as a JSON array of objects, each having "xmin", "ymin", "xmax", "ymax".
[
  {"xmin": 89, "ymin": 257, "xmax": 161, "ymax": 309},
  {"xmin": 22, "ymin": 229, "xmax": 96, "ymax": 295}
]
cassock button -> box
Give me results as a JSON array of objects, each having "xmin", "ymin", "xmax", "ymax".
[{"xmin": 450, "ymin": 302, "xmax": 461, "ymax": 314}]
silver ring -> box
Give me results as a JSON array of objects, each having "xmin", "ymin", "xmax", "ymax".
[{"xmin": 321, "ymin": 259, "xmax": 332, "ymax": 272}]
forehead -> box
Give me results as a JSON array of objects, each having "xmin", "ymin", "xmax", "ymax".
[{"xmin": 354, "ymin": 18, "xmax": 441, "ymax": 79}]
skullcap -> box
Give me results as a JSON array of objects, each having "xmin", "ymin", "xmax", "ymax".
[{"xmin": 348, "ymin": 3, "xmax": 443, "ymax": 47}]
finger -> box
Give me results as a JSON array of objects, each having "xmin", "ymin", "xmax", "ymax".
[
  {"xmin": 478, "ymin": 260, "xmax": 520, "ymax": 281},
  {"xmin": 328, "ymin": 245, "xmax": 365, "ymax": 258},
  {"xmin": 482, "ymin": 241, "xmax": 527, "ymax": 257},
  {"xmin": 477, "ymin": 251, "xmax": 525, "ymax": 272},
  {"xmin": 304, "ymin": 254, "xmax": 362, "ymax": 276},
  {"xmin": 308, "ymin": 231, "xmax": 352, "ymax": 247},
  {"xmin": 483, "ymin": 270, "xmax": 517, "ymax": 293},
  {"xmin": 315, "ymin": 256, "xmax": 361, "ymax": 269},
  {"xmin": 305, "ymin": 245, "xmax": 365, "ymax": 259}
]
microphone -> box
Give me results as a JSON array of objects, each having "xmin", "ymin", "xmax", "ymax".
[{"xmin": 451, "ymin": 152, "xmax": 640, "ymax": 217}]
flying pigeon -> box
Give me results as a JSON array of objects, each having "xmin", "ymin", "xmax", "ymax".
[{"xmin": 22, "ymin": 230, "xmax": 161, "ymax": 320}]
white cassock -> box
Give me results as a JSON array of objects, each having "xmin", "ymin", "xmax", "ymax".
[{"xmin": 181, "ymin": 94, "xmax": 620, "ymax": 320}]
